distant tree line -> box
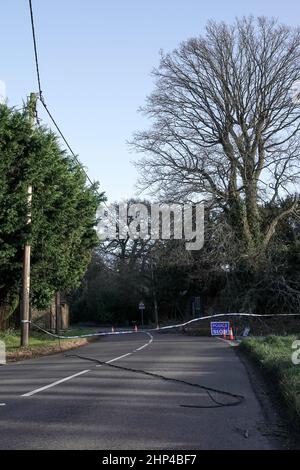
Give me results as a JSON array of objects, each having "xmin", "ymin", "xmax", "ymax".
[{"xmin": 71, "ymin": 203, "xmax": 299, "ymax": 325}]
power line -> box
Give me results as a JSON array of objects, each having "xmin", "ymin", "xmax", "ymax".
[
  {"xmin": 27, "ymin": 0, "xmax": 121, "ymax": 233},
  {"xmin": 28, "ymin": 0, "xmax": 42, "ymax": 99},
  {"xmin": 27, "ymin": 0, "xmax": 96, "ymax": 189},
  {"xmin": 40, "ymin": 101, "xmax": 95, "ymax": 187}
]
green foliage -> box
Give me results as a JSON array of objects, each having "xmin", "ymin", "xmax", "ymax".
[
  {"xmin": 0, "ymin": 327, "xmax": 99, "ymax": 352},
  {"xmin": 240, "ymin": 336, "xmax": 300, "ymax": 430},
  {"xmin": 0, "ymin": 104, "xmax": 104, "ymax": 313}
]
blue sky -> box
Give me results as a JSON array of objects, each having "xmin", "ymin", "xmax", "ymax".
[{"xmin": 1, "ymin": 0, "xmax": 300, "ymax": 201}]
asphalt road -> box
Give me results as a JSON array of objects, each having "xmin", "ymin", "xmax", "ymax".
[{"xmin": 0, "ymin": 332, "xmax": 280, "ymax": 449}]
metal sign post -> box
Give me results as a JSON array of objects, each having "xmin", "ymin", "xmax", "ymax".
[{"xmin": 139, "ymin": 302, "xmax": 145, "ymax": 327}]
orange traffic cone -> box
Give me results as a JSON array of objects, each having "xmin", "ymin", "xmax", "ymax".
[
  {"xmin": 223, "ymin": 329, "xmax": 227, "ymax": 339},
  {"xmin": 134, "ymin": 324, "xmax": 138, "ymax": 332},
  {"xmin": 229, "ymin": 327, "xmax": 234, "ymax": 341}
]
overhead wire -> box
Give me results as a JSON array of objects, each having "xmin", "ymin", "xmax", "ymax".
[
  {"xmin": 27, "ymin": 0, "xmax": 108, "ymax": 195},
  {"xmin": 28, "ymin": 0, "xmax": 144, "ymax": 242}
]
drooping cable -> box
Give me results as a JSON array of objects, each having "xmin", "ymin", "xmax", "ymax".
[
  {"xmin": 28, "ymin": 0, "xmax": 98, "ymax": 189},
  {"xmin": 28, "ymin": 0, "xmax": 43, "ymax": 99}
]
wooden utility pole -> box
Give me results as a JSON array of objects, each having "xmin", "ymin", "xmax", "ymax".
[
  {"xmin": 50, "ymin": 298, "xmax": 56, "ymax": 332},
  {"xmin": 151, "ymin": 259, "xmax": 159, "ymax": 329},
  {"xmin": 21, "ymin": 93, "xmax": 37, "ymax": 347},
  {"xmin": 55, "ymin": 292, "xmax": 61, "ymax": 335}
]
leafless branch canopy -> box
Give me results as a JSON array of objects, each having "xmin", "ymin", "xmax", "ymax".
[{"xmin": 131, "ymin": 17, "xmax": 300, "ymax": 251}]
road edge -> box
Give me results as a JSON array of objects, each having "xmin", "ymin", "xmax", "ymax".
[{"xmin": 235, "ymin": 346, "xmax": 299, "ymax": 449}]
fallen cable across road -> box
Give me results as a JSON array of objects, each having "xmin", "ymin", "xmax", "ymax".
[
  {"xmin": 64, "ymin": 349, "xmax": 245, "ymax": 409},
  {"xmin": 25, "ymin": 313, "xmax": 300, "ymax": 410},
  {"xmin": 26, "ymin": 318, "xmax": 246, "ymax": 408}
]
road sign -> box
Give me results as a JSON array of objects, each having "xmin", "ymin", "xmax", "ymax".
[
  {"xmin": 210, "ymin": 321, "xmax": 230, "ymax": 336},
  {"xmin": 139, "ymin": 302, "xmax": 145, "ymax": 327},
  {"xmin": 242, "ymin": 327, "xmax": 250, "ymax": 337}
]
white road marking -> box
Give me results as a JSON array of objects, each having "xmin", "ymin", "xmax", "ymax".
[
  {"xmin": 21, "ymin": 369, "xmax": 91, "ymax": 397},
  {"xmin": 0, "ymin": 403, "xmax": 6, "ymax": 406},
  {"xmin": 21, "ymin": 332, "xmax": 154, "ymax": 397},
  {"xmin": 96, "ymin": 352, "xmax": 132, "ymax": 366},
  {"xmin": 135, "ymin": 332, "xmax": 153, "ymax": 351},
  {"xmin": 96, "ymin": 333, "xmax": 153, "ymax": 366},
  {"xmin": 135, "ymin": 343, "xmax": 149, "ymax": 351},
  {"xmin": 107, "ymin": 352, "xmax": 132, "ymax": 363}
]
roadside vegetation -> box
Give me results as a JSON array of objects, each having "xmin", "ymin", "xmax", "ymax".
[
  {"xmin": 240, "ymin": 336, "xmax": 300, "ymax": 430},
  {"xmin": 0, "ymin": 101, "xmax": 104, "ymax": 327},
  {"xmin": 0, "ymin": 327, "xmax": 99, "ymax": 361}
]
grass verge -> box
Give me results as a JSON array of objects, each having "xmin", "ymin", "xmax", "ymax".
[
  {"xmin": 240, "ymin": 335, "xmax": 300, "ymax": 431},
  {"xmin": 0, "ymin": 327, "xmax": 99, "ymax": 362}
]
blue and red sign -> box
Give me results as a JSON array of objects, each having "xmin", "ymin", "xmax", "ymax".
[{"xmin": 210, "ymin": 321, "xmax": 230, "ymax": 336}]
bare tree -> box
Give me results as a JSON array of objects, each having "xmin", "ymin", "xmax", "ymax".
[{"xmin": 131, "ymin": 17, "xmax": 300, "ymax": 258}]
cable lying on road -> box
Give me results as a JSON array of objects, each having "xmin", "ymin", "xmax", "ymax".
[
  {"xmin": 26, "ymin": 312, "xmax": 300, "ymax": 409},
  {"xmin": 63, "ymin": 350, "xmax": 245, "ymax": 409},
  {"xmin": 28, "ymin": 321, "xmax": 246, "ymax": 409}
]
